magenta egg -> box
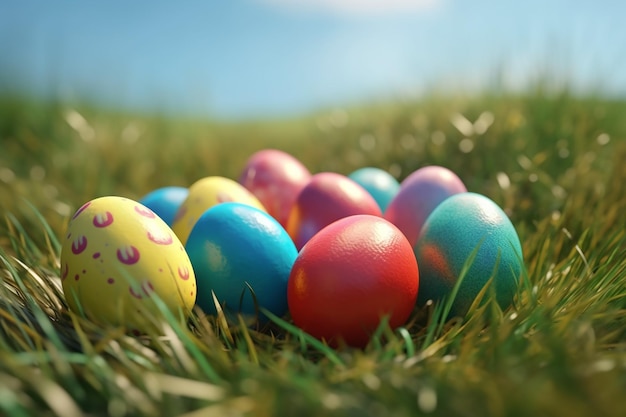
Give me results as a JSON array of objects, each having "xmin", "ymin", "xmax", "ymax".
[
  {"xmin": 286, "ymin": 172, "xmax": 382, "ymax": 250},
  {"xmin": 239, "ymin": 149, "xmax": 312, "ymax": 228},
  {"xmin": 384, "ymin": 166, "xmax": 466, "ymax": 247}
]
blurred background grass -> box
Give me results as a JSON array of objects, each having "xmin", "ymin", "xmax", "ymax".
[{"xmin": 1, "ymin": 87, "xmax": 624, "ymax": 246}]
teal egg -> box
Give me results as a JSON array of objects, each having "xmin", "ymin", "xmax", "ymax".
[
  {"xmin": 348, "ymin": 167, "xmax": 400, "ymax": 212},
  {"xmin": 414, "ymin": 192, "xmax": 523, "ymax": 317},
  {"xmin": 185, "ymin": 202, "xmax": 298, "ymax": 321}
]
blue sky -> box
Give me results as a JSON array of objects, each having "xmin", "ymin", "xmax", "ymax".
[{"xmin": 1, "ymin": 0, "xmax": 624, "ymax": 119}]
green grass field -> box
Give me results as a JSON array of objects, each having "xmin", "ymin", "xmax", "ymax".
[{"xmin": 1, "ymin": 88, "xmax": 625, "ymax": 416}]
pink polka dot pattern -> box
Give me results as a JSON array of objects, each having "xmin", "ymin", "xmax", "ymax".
[
  {"xmin": 72, "ymin": 201, "xmax": 91, "ymax": 220},
  {"xmin": 117, "ymin": 245, "xmax": 140, "ymax": 265},
  {"xmin": 93, "ymin": 211, "xmax": 114, "ymax": 227},
  {"xmin": 134, "ymin": 205, "xmax": 156, "ymax": 218},
  {"xmin": 128, "ymin": 281, "xmax": 155, "ymax": 299},
  {"xmin": 178, "ymin": 266, "xmax": 190, "ymax": 280},
  {"xmin": 60, "ymin": 196, "xmax": 197, "ymax": 334},
  {"xmin": 147, "ymin": 230, "xmax": 173, "ymax": 245},
  {"xmin": 71, "ymin": 235, "xmax": 88, "ymax": 255}
]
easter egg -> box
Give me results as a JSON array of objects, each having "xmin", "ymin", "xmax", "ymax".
[
  {"xmin": 414, "ymin": 192, "xmax": 523, "ymax": 317},
  {"xmin": 139, "ymin": 186, "xmax": 188, "ymax": 226},
  {"xmin": 172, "ymin": 176, "xmax": 266, "ymax": 244},
  {"xmin": 185, "ymin": 202, "xmax": 297, "ymax": 321},
  {"xmin": 385, "ymin": 166, "xmax": 466, "ymax": 247},
  {"xmin": 239, "ymin": 149, "xmax": 311, "ymax": 228},
  {"xmin": 61, "ymin": 196, "xmax": 196, "ymax": 333},
  {"xmin": 288, "ymin": 215, "xmax": 419, "ymax": 348},
  {"xmin": 286, "ymin": 172, "xmax": 382, "ymax": 250},
  {"xmin": 348, "ymin": 167, "xmax": 400, "ymax": 212}
]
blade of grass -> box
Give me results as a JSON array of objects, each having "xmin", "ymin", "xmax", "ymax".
[{"xmin": 261, "ymin": 308, "xmax": 345, "ymax": 368}]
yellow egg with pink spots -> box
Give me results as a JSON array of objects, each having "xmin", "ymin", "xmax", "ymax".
[
  {"xmin": 61, "ymin": 196, "xmax": 196, "ymax": 333},
  {"xmin": 172, "ymin": 176, "xmax": 266, "ymax": 244}
]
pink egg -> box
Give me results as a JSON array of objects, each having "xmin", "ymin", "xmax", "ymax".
[
  {"xmin": 384, "ymin": 166, "xmax": 467, "ymax": 247},
  {"xmin": 239, "ymin": 149, "xmax": 311, "ymax": 228},
  {"xmin": 286, "ymin": 172, "xmax": 382, "ymax": 250}
]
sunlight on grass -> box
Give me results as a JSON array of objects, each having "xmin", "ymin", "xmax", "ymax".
[{"xmin": 1, "ymin": 90, "xmax": 626, "ymax": 416}]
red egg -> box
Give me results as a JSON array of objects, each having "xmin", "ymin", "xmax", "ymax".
[
  {"xmin": 286, "ymin": 172, "xmax": 382, "ymax": 250},
  {"xmin": 288, "ymin": 215, "xmax": 419, "ymax": 348},
  {"xmin": 239, "ymin": 149, "xmax": 311, "ymax": 228},
  {"xmin": 384, "ymin": 166, "xmax": 466, "ymax": 247}
]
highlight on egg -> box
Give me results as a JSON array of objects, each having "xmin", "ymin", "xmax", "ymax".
[
  {"xmin": 60, "ymin": 196, "xmax": 197, "ymax": 333},
  {"xmin": 414, "ymin": 192, "xmax": 524, "ymax": 317}
]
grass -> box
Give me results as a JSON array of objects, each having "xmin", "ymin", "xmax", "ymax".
[{"xmin": 1, "ymin": 87, "xmax": 626, "ymax": 416}]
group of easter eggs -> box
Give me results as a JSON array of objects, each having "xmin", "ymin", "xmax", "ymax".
[{"xmin": 60, "ymin": 149, "xmax": 523, "ymax": 347}]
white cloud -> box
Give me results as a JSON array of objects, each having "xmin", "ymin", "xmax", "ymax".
[{"xmin": 258, "ymin": 0, "xmax": 443, "ymax": 16}]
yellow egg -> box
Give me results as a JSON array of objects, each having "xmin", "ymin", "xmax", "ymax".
[
  {"xmin": 61, "ymin": 196, "xmax": 196, "ymax": 333},
  {"xmin": 172, "ymin": 176, "xmax": 266, "ymax": 244}
]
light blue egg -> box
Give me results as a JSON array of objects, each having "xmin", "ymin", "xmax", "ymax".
[
  {"xmin": 139, "ymin": 186, "xmax": 188, "ymax": 226},
  {"xmin": 414, "ymin": 192, "xmax": 524, "ymax": 317},
  {"xmin": 348, "ymin": 167, "xmax": 400, "ymax": 212},
  {"xmin": 185, "ymin": 202, "xmax": 298, "ymax": 321}
]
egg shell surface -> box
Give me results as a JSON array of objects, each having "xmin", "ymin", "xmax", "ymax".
[
  {"xmin": 61, "ymin": 196, "xmax": 196, "ymax": 332},
  {"xmin": 288, "ymin": 215, "xmax": 419, "ymax": 348},
  {"xmin": 384, "ymin": 165, "xmax": 467, "ymax": 247},
  {"xmin": 139, "ymin": 186, "xmax": 189, "ymax": 226},
  {"xmin": 348, "ymin": 167, "xmax": 400, "ymax": 212},
  {"xmin": 286, "ymin": 172, "xmax": 382, "ymax": 250},
  {"xmin": 185, "ymin": 202, "xmax": 298, "ymax": 321},
  {"xmin": 414, "ymin": 192, "xmax": 523, "ymax": 317},
  {"xmin": 238, "ymin": 149, "xmax": 312, "ymax": 228},
  {"xmin": 172, "ymin": 176, "xmax": 266, "ymax": 245}
]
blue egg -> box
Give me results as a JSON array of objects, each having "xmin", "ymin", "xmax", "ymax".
[
  {"xmin": 139, "ymin": 186, "xmax": 188, "ymax": 226},
  {"xmin": 185, "ymin": 202, "xmax": 298, "ymax": 321},
  {"xmin": 414, "ymin": 192, "xmax": 524, "ymax": 317},
  {"xmin": 348, "ymin": 167, "xmax": 400, "ymax": 212}
]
